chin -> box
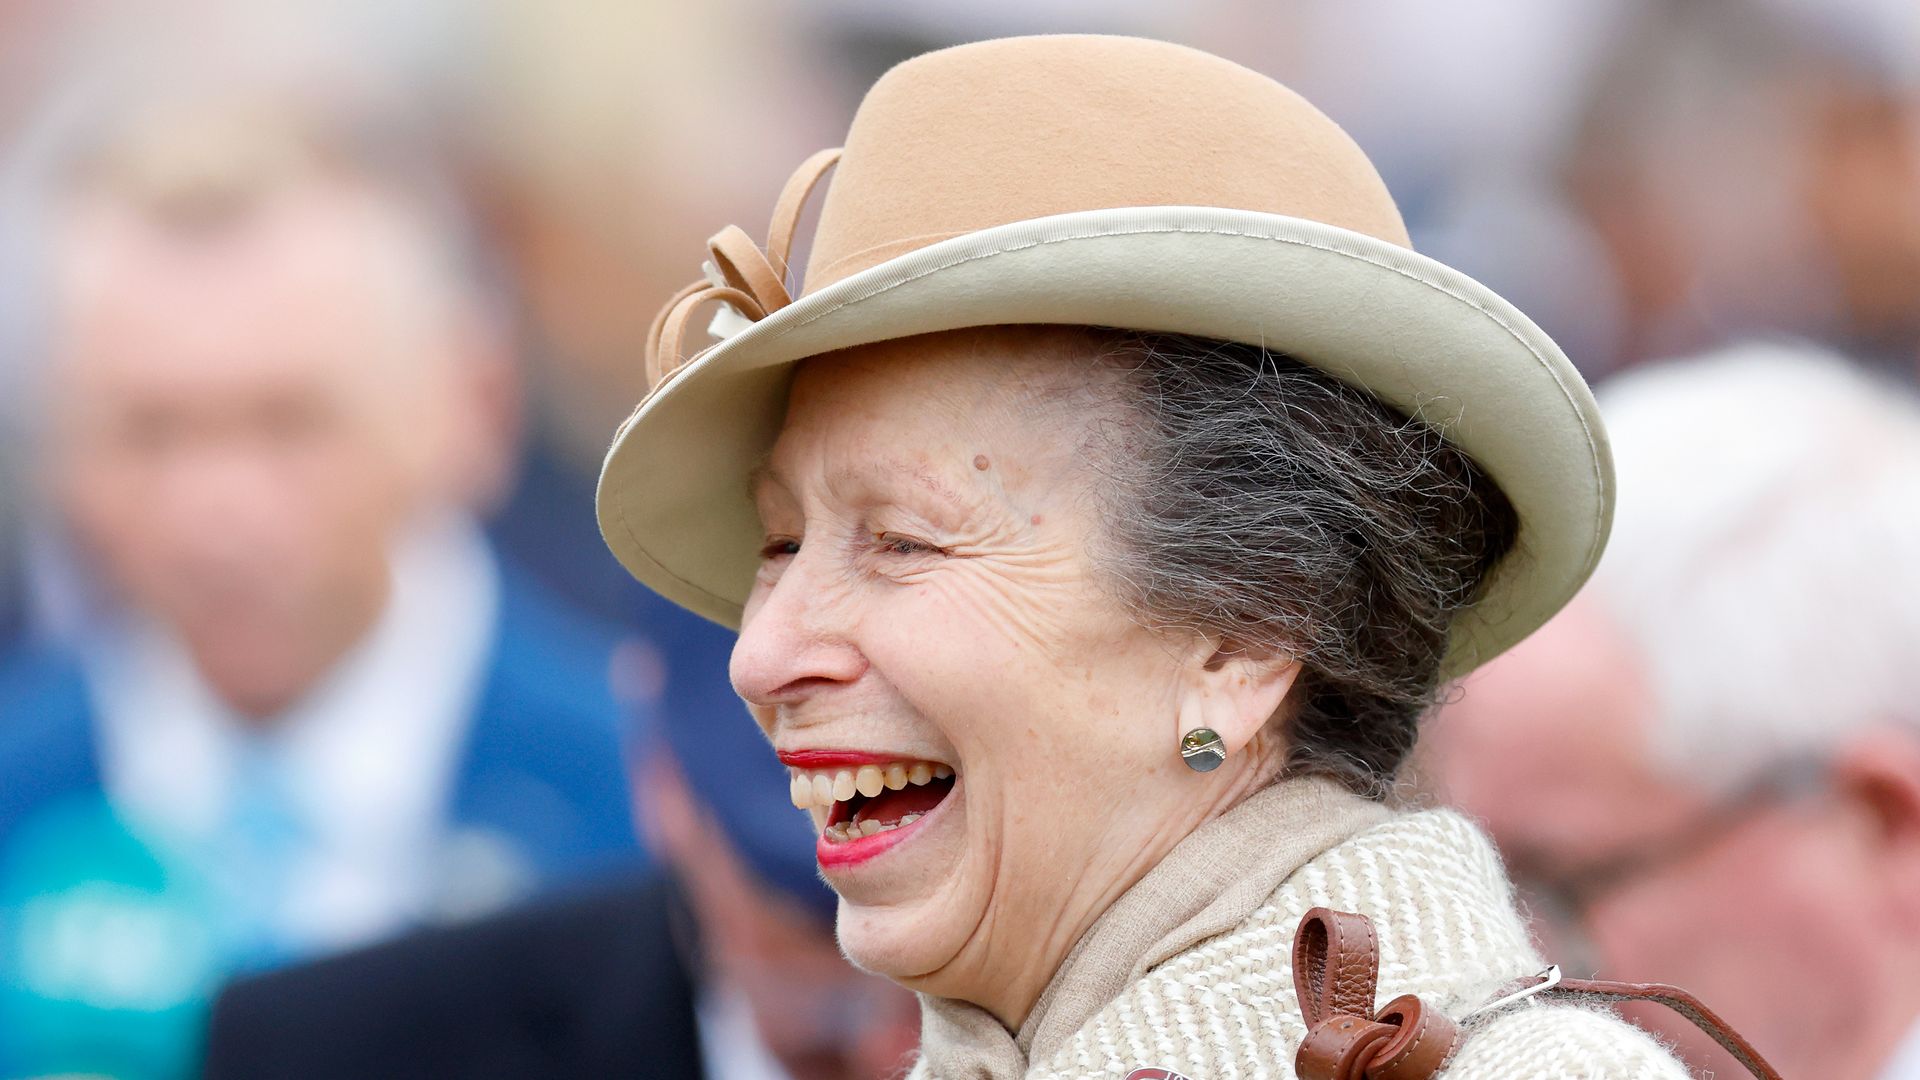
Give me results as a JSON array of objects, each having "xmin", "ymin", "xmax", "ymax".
[
  {"xmin": 194, "ymin": 649, "xmax": 304, "ymax": 716},
  {"xmin": 829, "ymin": 812, "xmax": 992, "ymax": 991},
  {"xmin": 834, "ymin": 901, "xmax": 913, "ymax": 977},
  {"xmin": 834, "ymin": 891, "xmax": 967, "ymax": 985},
  {"xmin": 782, "ymin": 749, "xmax": 986, "ymax": 976}
]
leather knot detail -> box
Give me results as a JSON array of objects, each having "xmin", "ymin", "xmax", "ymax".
[
  {"xmin": 642, "ymin": 147, "xmax": 841, "ymax": 390},
  {"xmin": 1366, "ymin": 995, "xmax": 1462, "ymax": 1080},
  {"xmin": 1290, "ymin": 906, "xmax": 1786, "ymax": 1080},
  {"xmin": 1293, "ymin": 908, "xmax": 1461, "ymax": 1080}
]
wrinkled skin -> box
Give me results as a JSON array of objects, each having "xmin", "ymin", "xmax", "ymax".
[{"xmin": 729, "ymin": 327, "xmax": 1302, "ymax": 1028}]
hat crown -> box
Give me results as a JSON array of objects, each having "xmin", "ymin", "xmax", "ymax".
[{"xmin": 804, "ymin": 34, "xmax": 1410, "ymax": 292}]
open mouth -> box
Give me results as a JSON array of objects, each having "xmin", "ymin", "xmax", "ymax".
[{"xmin": 787, "ymin": 759, "xmax": 956, "ymax": 845}]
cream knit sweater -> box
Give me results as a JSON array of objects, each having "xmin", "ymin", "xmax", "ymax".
[{"xmin": 909, "ymin": 778, "xmax": 1692, "ymax": 1080}]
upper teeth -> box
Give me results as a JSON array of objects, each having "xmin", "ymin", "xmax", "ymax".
[{"xmin": 788, "ymin": 761, "xmax": 954, "ymax": 810}]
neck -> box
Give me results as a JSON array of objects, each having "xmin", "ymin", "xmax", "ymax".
[
  {"xmin": 911, "ymin": 772, "xmax": 1391, "ymax": 1079},
  {"xmin": 925, "ymin": 739, "xmax": 1294, "ymax": 1031}
]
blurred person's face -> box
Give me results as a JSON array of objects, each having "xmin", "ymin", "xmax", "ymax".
[
  {"xmin": 1424, "ymin": 597, "xmax": 1920, "ymax": 1080},
  {"xmin": 642, "ymin": 758, "xmax": 920, "ymax": 1080},
  {"xmin": 1804, "ymin": 84, "xmax": 1920, "ymax": 364},
  {"xmin": 46, "ymin": 183, "xmax": 502, "ymax": 719}
]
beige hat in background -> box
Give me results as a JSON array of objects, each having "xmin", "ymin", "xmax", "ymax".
[{"xmin": 596, "ymin": 33, "xmax": 1613, "ymax": 678}]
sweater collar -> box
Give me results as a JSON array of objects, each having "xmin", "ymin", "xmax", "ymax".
[{"xmin": 916, "ymin": 774, "xmax": 1391, "ymax": 1079}]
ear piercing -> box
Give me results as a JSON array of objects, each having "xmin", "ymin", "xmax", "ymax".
[{"xmin": 1180, "ymin": 728, "xmax": 1227, "ymax": 772}]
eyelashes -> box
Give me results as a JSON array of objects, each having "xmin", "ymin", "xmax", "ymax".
[
  {"xmin": 755, "ymin": 532, "xmax": 952, "ymax": 562},
  {"xmin": 874, "ymin": 533, "xmax": 950, "ymax": 558}
]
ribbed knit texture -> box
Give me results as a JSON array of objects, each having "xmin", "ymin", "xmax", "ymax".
[{"xmin": 909, "ymin": 808, "xmax": 1691, "ymax": 1079}]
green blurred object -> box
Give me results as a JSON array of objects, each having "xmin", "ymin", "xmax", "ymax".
[{"xmin": 0, "ymin": 794, "xmax": 220, "ymax": 1080}]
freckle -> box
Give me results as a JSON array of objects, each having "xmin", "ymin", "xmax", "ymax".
[{"xmin": 973, "ymin": 455, "xmax": 990, "ymax": 471}]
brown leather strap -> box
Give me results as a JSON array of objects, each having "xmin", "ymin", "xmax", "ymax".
[
  {"xmin": 1293, "ymin": 909, "xmax": 1461, "ymax": 1080},
  {"xmin": 1294, "ymin": 907, "xmax": 1380, "ymax": 1025},
  {"xmin": 1290, "ymin": 908, "xmax": 1783, "ymax": 1080},
  {"xmin": 1290, "ymin": 909, "xmax": 1786, "ymax": 1080},
  {"xmin": 1298, "ymin": 1016, "xmax": 1399, "ymax": 1080},
  {"xmin": 1366, "ymin": 995, "xmax": 1460, "ymax": 1080},
  {"xmin": 1549, "ymin": 978, "xmax": 1785, "ymax": 1080}
]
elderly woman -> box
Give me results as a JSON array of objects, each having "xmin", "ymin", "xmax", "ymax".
[{"xmin": 598, "ymin": 36, "xmax": 1697, "ymax": 1080}]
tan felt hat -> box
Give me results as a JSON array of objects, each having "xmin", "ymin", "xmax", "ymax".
[{"xmin": 596, "ymin": 34, "xmax": 1612, "ymax": 678}]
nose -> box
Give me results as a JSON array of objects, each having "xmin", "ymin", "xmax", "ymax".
[{"xmin": 730, "ymin": 548, "xmax": 869, "ymax": 711}]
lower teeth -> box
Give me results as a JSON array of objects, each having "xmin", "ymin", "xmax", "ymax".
[{"xmin": 826, "ymin": 811, "xmax": 924, "ymax": 843}]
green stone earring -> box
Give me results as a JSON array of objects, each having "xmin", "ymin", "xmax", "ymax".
[{"xmin": 1180, "ymin": 728, "xmax": 1227, "ymax": 772}]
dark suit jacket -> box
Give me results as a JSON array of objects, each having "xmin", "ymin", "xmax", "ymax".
[{"xmin": 202, "ymin": 875, "xmax": 705, "ymax": 1078}]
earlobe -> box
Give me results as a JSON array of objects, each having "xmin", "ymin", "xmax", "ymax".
[{"xmin": 1176, "ymin": 640, "xmax": 1304, "ymax": 762}]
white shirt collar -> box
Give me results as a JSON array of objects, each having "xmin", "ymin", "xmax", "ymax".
[
  {"xmin": 698, "ymin": 986, "xmax": 796, "ymax": 1080},
  {"xmin": 90, "ymin": 513, "xmax": 499, "ymax": 954}
]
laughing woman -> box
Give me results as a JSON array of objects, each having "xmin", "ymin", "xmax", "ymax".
[{"xmin": 598, "ymin": 36, "xmax": 1693, "ymax": 1080}]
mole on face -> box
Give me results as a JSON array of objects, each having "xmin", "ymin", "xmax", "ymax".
[{"xmin": 973, "ymin": 454, "xmax": 990, "ymax": 471}]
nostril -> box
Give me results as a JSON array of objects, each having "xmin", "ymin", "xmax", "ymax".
[{"xmin": 768, "ymin": 675, "xmax": 849, "ymax": 702}]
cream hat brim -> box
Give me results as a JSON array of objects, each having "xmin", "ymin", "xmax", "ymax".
[{"xmin": 596, "ymin": 205, "xmax": 1612, "ymax": 679}]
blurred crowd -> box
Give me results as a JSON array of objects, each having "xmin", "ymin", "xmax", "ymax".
[{"xmin": 0, "ymin": 1, "xmax": 1915, "ymax": 1078}]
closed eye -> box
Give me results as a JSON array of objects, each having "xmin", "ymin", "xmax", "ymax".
[{"xmin": 874, "ymin": 533, "xmax": 949, "ymax": 558}]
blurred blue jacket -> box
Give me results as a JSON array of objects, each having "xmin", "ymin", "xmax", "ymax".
[
  {"xmin": 0, "ymin": 547, "xmax": 647, "ymax": 1080},
  {"xmin": 0, "ymin": 567, "xmax": 644, "ymax": 906}
]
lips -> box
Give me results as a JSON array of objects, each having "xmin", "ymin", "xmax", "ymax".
[{"xmin": 778, "ymin": 751, "xmax": 957, "ymax": 868}]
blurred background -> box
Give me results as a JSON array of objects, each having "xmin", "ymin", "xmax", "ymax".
[{"xmin": 0, "ymin": 0, "xmax": 1915, "ymax": 1078}]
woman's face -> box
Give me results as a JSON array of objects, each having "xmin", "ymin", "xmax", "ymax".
[{"xmin": 731, "ymin": 328, "xmax": 1291, "ymax": 1025}]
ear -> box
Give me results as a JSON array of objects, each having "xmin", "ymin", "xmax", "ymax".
[
  {"xmin": 1831, "ymin": 727, "xmax": 1920, "ymax": 929},
  {"xmin": 1173, "ymin": 635, "xmax": 1304, "ymax": 759}
]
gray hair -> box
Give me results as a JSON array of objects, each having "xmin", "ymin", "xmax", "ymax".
[
  {"xmin": 1087, "ymin": 330, "xmax": 1520, "ymax": 798},
  {"xmin": 1591, "ymin": 341, "xmax": 1920, "ymax": 795}
]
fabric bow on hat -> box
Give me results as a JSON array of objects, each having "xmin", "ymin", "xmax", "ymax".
[{"xmin": 643, "ymin": 148, "xmax": 842, "ymax": 389}]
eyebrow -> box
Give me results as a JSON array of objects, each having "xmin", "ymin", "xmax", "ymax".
[
  {"xmin": 746, "ymin": 460, "xmax": 781, "ymax": 502},
  {"xmin": 896, "ymin": 457, "xmax": 971, "ymax": 511}
]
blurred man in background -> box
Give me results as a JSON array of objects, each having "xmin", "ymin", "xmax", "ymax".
[
  {"xmin": 204, "ymin": 647, "xmax": 919, "ymax": 1080},
  {"xmin": 0, "ymin": 103, "xmax": 641, "ymax": 1077},
  {"xmin": 1425, "ymin": 343, "xmax": 1920, "ymax": 1080}
]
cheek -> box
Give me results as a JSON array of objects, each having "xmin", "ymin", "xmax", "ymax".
[
  {"xmin": 1588, "ymin": 821, "xmax": 1876, "ymax": 1025},
  {"xmin": 1582, "ymin": 818, "xmax": 1881, "ymax": 1060},
  {"xmin": 867, "ymin": 567, "xmax": 1166, "ymax": 753},
  {"xmin": 314, "ymin": 434, "xmax": 415, "ymax": 525},
  {"xmin": 60, "ymin": 458, "xmax": 136, "ymax": 554}
]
